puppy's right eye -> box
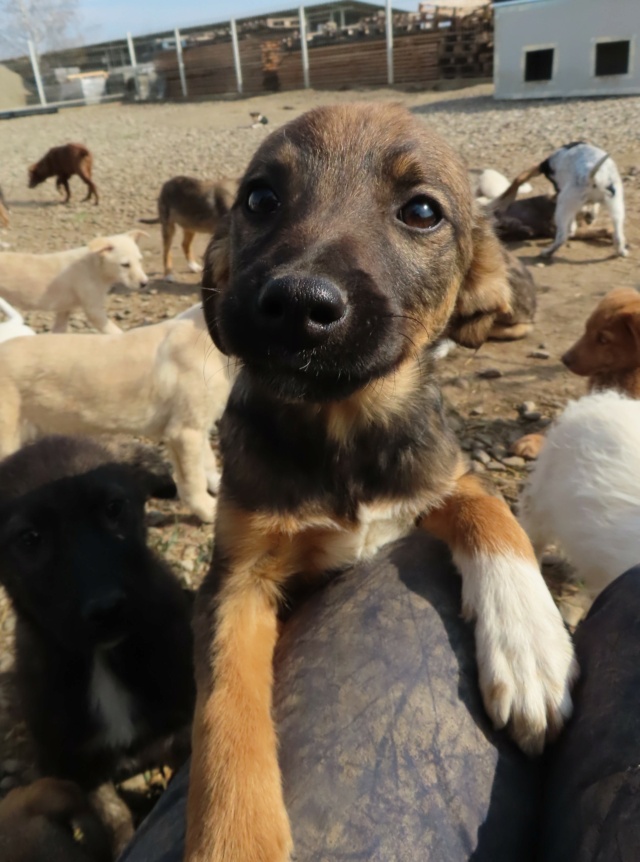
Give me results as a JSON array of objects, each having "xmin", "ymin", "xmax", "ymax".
[
  {"xmin": 597, "ymin": 332, "xmax": 611, "ymax": 345},
  {"xmin": 246, "ymin": 187, "xmax": 280, "ymax": 216}
]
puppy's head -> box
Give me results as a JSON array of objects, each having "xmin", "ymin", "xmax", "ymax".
[
  {"xmin": 562, "ymin": 288, "xmax": 640, "ymax": 376},
  {"xmin": 88, "ymin": 231, "xmax": 149, "ymax": 290},
  {"xmin": 0, "ymin": 437, "xmax": 160, "ymax": 651},
  {"xmin": 203, "ymin": 103, "xmax": 509, "ymax": 402},
  {"xmin": 27, "ymin": 164, "xmax": 43, "ymax": 189}
]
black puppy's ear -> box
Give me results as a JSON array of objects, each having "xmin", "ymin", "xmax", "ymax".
[
  {"xmin": 448, "ymin": 214, "xmax": 511, "ymax": 349},
  {"xmin": 201, "ymin": 218, "xmax": 231, "ymax": 354},
  {"xmin": 108, "ymin": 442, "xmax": 177, "ymax": 501}
]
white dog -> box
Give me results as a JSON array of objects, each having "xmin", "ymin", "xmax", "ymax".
[
  {"xmin": 0, "ymin": 304, "xmax": 233, "ymax": 522},
  {"xmin": 516, "ymin": 143, "xmax": 627, "ymax": 258},
  {"xmin": 0, "ymin": 296, "xmax": 36, "ymax": 343},
  {"xmin": 0, "ymin": 230, "xmax": 149, "ymax": 334},
  {"xmin": 472, "ymin": 168, "xmax": 532, "ymax": 204},
  {"xmin": 519, "ymin": 390, "xmax": 640, "ymax": 598}
]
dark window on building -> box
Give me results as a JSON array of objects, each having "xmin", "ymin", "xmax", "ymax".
[
  {"xmin": 595, "ymin": 40, "xmax": 630, "ymax": 76},
  {"xmin": 524, "ymin": 48, "xmax": 554, "ymax": 82}
]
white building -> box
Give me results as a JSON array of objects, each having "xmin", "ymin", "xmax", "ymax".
[{"xmin": 493, "ymin": 0, "xmax": 640, "ymax": 99}]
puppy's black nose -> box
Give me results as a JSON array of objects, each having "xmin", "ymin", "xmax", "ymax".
[
  {"xmin": 561, "ymin": 350, "xmax": 574, "ymax": 368},
  {"xmin": 83, "ymin": 593, "xmax": 126, "ymax": 630},
  {"xmin": 256, "ymin": 276, "xmax": 347, "ymax": 349}
]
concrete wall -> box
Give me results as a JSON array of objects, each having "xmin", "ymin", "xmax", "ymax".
[{"xmin": 494, "ymin": 0, "xmax": 640, "ymax": 99}]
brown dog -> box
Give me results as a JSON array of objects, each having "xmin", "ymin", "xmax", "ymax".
[
  {"xmin": 28, "ymin": 143, "xmax": 98, "ymax": 204},
  {"xmin": 512, "ymin": 287, "xmax": 640, "ymax": 458},
  {"xmin": 0, "ymin": 778, "xmax": 111, "ymax": 862},
  {"xmin": 139, "ymin": 175, "xmax": 237, "ymax": 281},
  {"xmin": 185, "ymin": 103, "xmax": 576, "ymax": 862}
]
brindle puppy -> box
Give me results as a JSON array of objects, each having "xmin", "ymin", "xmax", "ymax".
[{"xmin": 186, "ymin": 103, "xmax": 577, "ymax": 862}]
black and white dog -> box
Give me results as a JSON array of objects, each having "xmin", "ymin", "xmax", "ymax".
[{"xmin": 516, "ymin": 142, "xmax": 627, "ymax": 259}]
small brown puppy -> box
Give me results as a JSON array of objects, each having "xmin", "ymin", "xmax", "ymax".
[
  {"xmin": 28, "ymin": 143, "xmax": 98, "ymax": 205},
  {"xmin": 0, "ymin": 778, "xmax": 111, "ymax": 862},
  {"xmin": 139, "ymin": 176, "xmax": 237, "ymax": 281},
  {"xmin": 185, "ymin": 103, "xmax": 576, "ymax": 862},
  {"xmin": 512, "ymin": 287, "xmax": 640, "ymax": 459}
]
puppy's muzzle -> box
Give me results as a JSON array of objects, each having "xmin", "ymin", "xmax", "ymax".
[
  {"xmin": 256, "ymin": 276, "xmax": 348, "ymax": 351},
  {"xmin": 82, "ymin": 591, "xmax": 127, "ymax": 641},
  {"xmin": 561, "ymin": 349, "xmax": 577, "ymax": 369}
]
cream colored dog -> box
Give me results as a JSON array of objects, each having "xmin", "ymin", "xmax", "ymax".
[
  {"xmin": 0, "ymin": 230, "xmax": 148, "ymax": 334},
  {"xmin": 0, "ymin": 304, "xmax": 232, "ymax": 522}
]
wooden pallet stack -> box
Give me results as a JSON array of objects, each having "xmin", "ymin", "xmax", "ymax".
[{"xmin": 437, "ymin": 5, "xmax": 494, "ymax": 79}]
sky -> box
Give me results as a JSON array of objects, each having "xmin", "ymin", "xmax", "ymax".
[{"xmin": 79, "ymin": 0, "xmax": 418, "ymax": 44}]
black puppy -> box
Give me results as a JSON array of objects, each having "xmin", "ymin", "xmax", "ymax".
[{"xmin": 0, "ymin": 436, "xmax": 195, "ymax": 792}]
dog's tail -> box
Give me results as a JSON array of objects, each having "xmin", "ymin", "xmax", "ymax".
[
  {"xmin": 138, "ymin": 216, "xmax": 161, "ymax": 224},
  {"xmin": 485, "ymin": 163, "xmax": 542, "ymax": 215},
  {"xmin": 589, "ymin": 153, "xmax": 610, "ymax": 183},
  {"xmin": 0, "ymin": 296, "xmax": 24, "ymax": 324}
]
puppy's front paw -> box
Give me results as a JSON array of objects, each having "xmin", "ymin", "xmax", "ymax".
[
  {"xmin": 463, "ymin": 554, "xmax": 578, "ymax": 754},
  {"xmin": 188, "ymin": 494, "xmax": 216, "ymax": 523},
  {"xmin": 509, "ymin": 433, "xmax": 545, "ymax": 460},
  {"xmin": 188, "ymin": 261, "xmax": 204, "ymax": 273}
]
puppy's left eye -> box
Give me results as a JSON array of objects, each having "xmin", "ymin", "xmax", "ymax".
[
  {"xmin": 121, "ymin": 262, "xmax": 131, "ymax": 268},
  {"xmin": 398, "ymin": 196, "xmax": 442, "ymax": 231},
  {"xmin": 246, "ymin": 187, "xmax": 280, "ymax": 215}
]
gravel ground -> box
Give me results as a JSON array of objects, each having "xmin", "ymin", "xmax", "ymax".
[{"xmin": 0, "ymin": 82, "xmax": 638, "ymax": 825}]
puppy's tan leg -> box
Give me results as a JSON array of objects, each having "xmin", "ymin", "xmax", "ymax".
[
  {"xmin": 162, "ymin": 221, "xmax": 177, "ymax": 280},
  {"xmin": 83, "ymin": 304, "xmax": 122, "ymax": 335},
  {"xmin": 182, "ymin": 230, "xmax": 202, "ymax": 273},
  {"xmin": 421, "ymin": 471, "xmax": 577, "ymax": 754},
  {"xmin": 52, "ymin": 311, "xmax": 70, "ymax": 333},
  {"xmin": 167, "ymin": 429, "xmax": 215, "ymax": 522},
  {"xmin": 186, "ymin": 506, "xmax": 292, "ymax": 862},
  {"xmin": 510, "ymin": 433, "xmax": 545, "ymax": 460},
  {"xmin": 489, "ymin": 322, "xmax": 533, "ymax": 340}
]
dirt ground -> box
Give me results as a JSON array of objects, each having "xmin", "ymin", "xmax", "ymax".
[{"xmin": 0, "ymin": 84, "xmax": 639, "ymax": 830}]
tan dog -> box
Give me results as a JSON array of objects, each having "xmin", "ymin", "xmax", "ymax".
[
  {"xmin": 512, "ymin": 287, "xmax": 640, "ymax": 458},
  {"xmin": 0, "ymin": 304, "xmax": 231, "ymax": 522},
  {"xmin": 139, "ymin": 176, "xmax": 237, "ymax": 281},
  {"xmin": 0, "ymin": 778, "xmax": 111, "ymax": 862},
  {"xmin": 185, "ymin": 104, "xmax": 576, "ymax": 862},
  {"xmin": 0, "ymin": 231, "xmax": 148, "ymax": 334}
]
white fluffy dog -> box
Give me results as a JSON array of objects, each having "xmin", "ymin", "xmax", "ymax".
[
  {"xmin": 0, "ymin": 230, "xmax": 148, "ymax": 334},
  {"xmin": 0, "ymin": 297, "xmax": 36, "ymax": 343},
  {"xmin": 519, "ymin": 390, "xmax": 640, "ymax": 598}
]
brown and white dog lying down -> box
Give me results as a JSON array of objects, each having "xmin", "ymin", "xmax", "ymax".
[
  {"xmin": 28, "ymin": 143, "xmax": 99, "ymax": 204},
  {"xmin": 139, "ymin": 176, "xmax": 237, "ymax": 281},
  {"xmin": 513, "ymin": 287, "xmax": 640, "ymax": 459},
  {"xmin": 185, "ymin": 104, "xmax": 577, "ymax": 862},
  {"xmin": 0, "ymin": 778, "xmax": 111, "ymax": 862},
  {"xmin": 0, "ymin": 305, "xmax": 232, "ymax": 522},
  {"xmin": 0, "ymin": 231, "xmax": 148, "ymax": 334}
]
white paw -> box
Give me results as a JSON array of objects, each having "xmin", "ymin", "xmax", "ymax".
[
  {"xmin": 189, "ymin": 494, "xmax": 216, "ymax": 523},
  {"xmin": 164, "ymin": 272, "xmax": 176, "ymax": 283},
  {"xmin": 618, "ymin": 247, "xmax": 629, "ymax": 258},
  {"xmin": 188, "ymin": 261, "xmax": 203, "ymax": 273},
  {"xmin": 538, "ymin": 247, "xmax": 554, "ymax": 260},
  {"xmin": 458, "ymin": 552, "xmax": 578, "ymax": 754},
  {"xmin": 205, "ymin": 470, "xmax": 220, "ymax": 495}
]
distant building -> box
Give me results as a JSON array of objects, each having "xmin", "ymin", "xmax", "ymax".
[{"xmin": 493, "ymin": 0, "xmax": 640, "ymax": 99}]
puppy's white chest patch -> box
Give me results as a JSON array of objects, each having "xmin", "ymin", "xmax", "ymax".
[{"xmin": 90, "ymin": 655, "xmax": 137, "ymax": 749}]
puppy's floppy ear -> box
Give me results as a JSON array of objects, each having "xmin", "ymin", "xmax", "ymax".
[
  {"xmin": 447, "ymin": 214, "xmax": 511, "ymax": 349},
  {"xmin": 621, "ymin": 308, "xmax": 640, "ymax": 360},
  {"xmin": 87, "ymin": 237, "xmax": 115, "ymax": 255},
  {"xmin": 201, "ymin": 216, "xmax": 231, "ymax": 354}
]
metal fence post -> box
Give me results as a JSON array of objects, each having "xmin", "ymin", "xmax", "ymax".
[
  {"xmin": 126, "ymin": 31, "xmax": 137, "ymax": 67},
  {"xmin": 299, "ymin": 5, "xmax": 310, "ymax": 88},
  {"xmin": 174, "ymin": 28, "xmax": 188, "ymax": 97},
  {"xmin": 27, "ymin": 39, "xmax": 46, "ymax": 105},
  {"xmin": 230, "ymin": 18, "xmax": 243, "ymax": 95},
  {"xmin": 385, "ymin": 0, "xmax": 394, "ymax": 86}
]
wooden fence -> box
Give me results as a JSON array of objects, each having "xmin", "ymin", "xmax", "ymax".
[{"xmin": 155, "ymin": 17, "xmax": 493, "ymax": 99}]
